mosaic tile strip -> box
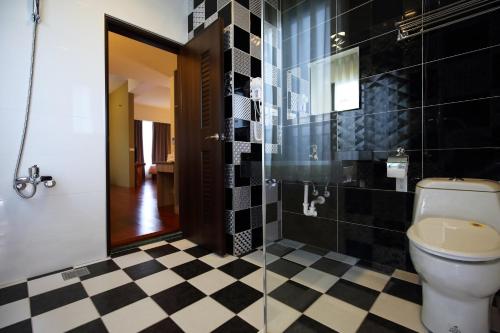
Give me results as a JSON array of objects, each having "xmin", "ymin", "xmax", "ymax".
[
  {"xmin": 264, "ymin": 63, "xmax": 280, "ymax": 87},
  {"xmin": 225, "ymin": 72, "xmax": 233, "ymax": 96},
  {"xmin": 265, "ymin": 143, "xmax": 279, "ymax": 154},
  {"xmin": 232, "ymin": 186, "xmax": 251, "ymax": 211},
  {"xmin": 233, "ymin": 1, "xmax": 250, "ymax": 32},
  {"xmin": 193, "ymin": 2, "xmax": 205, "ymax": 29},
  {"xmin": 205, "ymin": 12, "xmax": 219, "ymax": 28},
  {"xmin": 225, "ymin": 118, "xmax": 234, "ymax": 142},
  {"xmin": 223, "ymin": 24, "xmax": 233, "ymax": 51},
  {"xmin": 233, "ymin": 141, "xmax": 251, "ymax": 165},
  {"xmin": 233, "ymin": 48, "xmax": 251, "ymax": 76},
  {"xmin": 233, "ymin": 95, "xmax": 252, "ymax": 121},
  {"xmin": 225, "ymin": 164, "xmax": 234, "ymax": 188},
  {"xmin": 250, "ymin": 0, "xmax": 262, "ymax": 17},
  {"xmin": 217, "ymin": 0, "xmax": 231, "ymax": 10},
  {"xmin": 225, "ymin": 210, "xmax": 235, "ymax": 234},
  {"xmin": 233, "ymin": 230, "xmax": 252, "ymax": 256}
]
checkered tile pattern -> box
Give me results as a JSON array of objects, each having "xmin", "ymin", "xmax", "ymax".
[
  {"xmin": 1, "ymin": 238, "xmax": 499, "ymax": 332},
  {"xmin": 0, "ymin": 239, "xmax": 260, "ymax": 333},
  {"xmin": 188, "ymin": 0, "xmax": 282, "ymax": 258},
  {"xmin": 257, "ymin": 239, "xmax": 500, "ymax": 333}
]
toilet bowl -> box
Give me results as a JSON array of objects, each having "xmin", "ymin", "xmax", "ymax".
[{"xmin": 407, "ymin": 178, "xmax": 500, "ymax": 333}]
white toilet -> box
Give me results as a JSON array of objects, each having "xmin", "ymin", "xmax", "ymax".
[{"xmin": 407, "ymin": 178, "xmax": 500, "ymax": 333}]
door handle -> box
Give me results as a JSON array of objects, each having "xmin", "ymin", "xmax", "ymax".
[{"xmin": 204, "ymin": 133, "xmax": 225, "ymax": 141}]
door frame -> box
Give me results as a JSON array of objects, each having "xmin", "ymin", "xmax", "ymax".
[{"xmin": 104, "ymin": 15, "xmax": 182, "ymax": 254}]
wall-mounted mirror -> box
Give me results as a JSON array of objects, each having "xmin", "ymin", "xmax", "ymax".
[
  {"xmin": 286, "ymin": 47, "xmax": 360, "ymax": 120},
  {"xmin": 310, "ymin": 46, "xmax": 360, "ymax": 114}
]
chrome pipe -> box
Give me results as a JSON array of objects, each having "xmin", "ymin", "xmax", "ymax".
[{"xmin": 33, "ymin": 0, "xmax": 40, "ymax": 22}]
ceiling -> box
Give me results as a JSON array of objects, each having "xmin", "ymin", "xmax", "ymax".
[{"xmin": 108, "ymin": 32, "xmax": 177, "ymax": 109}]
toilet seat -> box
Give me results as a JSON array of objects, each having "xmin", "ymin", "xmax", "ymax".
[{"xmin": 407, "ymin": 217, "xmax": 500, "ymax": 262}]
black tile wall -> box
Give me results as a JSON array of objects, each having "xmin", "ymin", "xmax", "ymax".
[
  {"xmin": 424, "ymin": 97, "xmax": 500, "ymax": 149},
  {"xmin": 423, "ymin": 9, "xmax": 500, "ymax": 62},
  {"xmin": 423, "ymin": 148, "xmax": 500, "ymax": 180},
  {"xmin": 337, "ymin": 222, "xmax": 408, "ymax": 270},
  {"xmin": 424, "ymin": 45, "xmax": 500, "ymax": 106},
  {"xmin": 282, "ymin": 212, "xmax": 338, "ymax": 251},
  {"xmin": 338, "ymin": 188, "xmax": 414, "ymax": 232},
  {"xmin": 277, "ymin": 0, "xmax": 500, "ymax": 271}
]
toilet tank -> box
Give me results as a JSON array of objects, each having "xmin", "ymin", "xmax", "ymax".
[{"xmin": 412, "ymin": 178, "xmax": 500, "ymax": 232}]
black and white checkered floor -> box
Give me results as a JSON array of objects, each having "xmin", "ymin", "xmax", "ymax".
[{"xmin": 1, "ymin": 238, "xmax": 499, "ymax": 333}]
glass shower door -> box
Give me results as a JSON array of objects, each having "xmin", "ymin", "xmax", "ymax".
[{"xmin": 261, "ymin": 0, "xmax": 365, "ymax": 332}]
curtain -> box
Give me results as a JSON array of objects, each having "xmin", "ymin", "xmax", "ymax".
[
  {"xmin": 152, "ymin": 122, "xmax": 170, "ymax": 163},
  {"xmin": 134, "ymin": 120, "xmax": 145, "ymax": 183},
  {"xmin": 134, "ymin": 120, "xmax": 144, "ymax": 164}
]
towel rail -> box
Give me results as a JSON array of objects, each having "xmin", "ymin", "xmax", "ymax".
[{"xmin": 396, "ymin": 0, "xmax": 500, "ymax": 41}]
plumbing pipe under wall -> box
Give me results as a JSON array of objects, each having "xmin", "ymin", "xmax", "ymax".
[{"xmin": 303, "ymin": 183, "xmax": 326, "ymax": 217}]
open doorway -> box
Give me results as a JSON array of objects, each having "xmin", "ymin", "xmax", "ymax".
[
  {"xmin": 105, "ymin": 16, "xmax": 227, "ymax": 256},
  {"xmin": 106, "ymin": 20, "xmax": 181, "ymax": 250}
]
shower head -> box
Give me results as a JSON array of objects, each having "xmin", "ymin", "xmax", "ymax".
[{"xmin": 33, "ymin": 0, "xmax": 40, "ymax": 23}]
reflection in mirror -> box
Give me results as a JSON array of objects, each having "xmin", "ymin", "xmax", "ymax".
[
  {"xmin": 311, "ymin": 46, "xmax": 360, "ymax": 113},
  {"xmin": 286, "ymin": 47, "xmax": 360, "ymax": 120}
]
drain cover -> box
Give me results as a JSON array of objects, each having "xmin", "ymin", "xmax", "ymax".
[{"xmin": 61, "ymin": 267, "xmax": 90, "ymax": 281}]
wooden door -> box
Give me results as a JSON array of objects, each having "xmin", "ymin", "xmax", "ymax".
[{"xmin": 178, "ymin": 20, "xmax": 225, "ymax": 255}]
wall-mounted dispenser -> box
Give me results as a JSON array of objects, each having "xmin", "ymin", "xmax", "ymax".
[{"xmin": 387, "ymin": 147, "xmax": 409, "ymax": 192}]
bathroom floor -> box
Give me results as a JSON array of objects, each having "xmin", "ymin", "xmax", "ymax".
[{"xmin": 1, "ymin": 238, "xmax": 498, "ymax": 333}]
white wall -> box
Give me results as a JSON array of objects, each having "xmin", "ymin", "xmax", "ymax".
[{"xmin": 0, "ymin": 0, "xmax": 187, "ymax": 285}]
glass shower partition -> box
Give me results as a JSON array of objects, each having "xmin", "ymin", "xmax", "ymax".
[
  {"xmin": 261, "ymin": 0, "xmax": 426, "ymax": 331},
  {"xmin": 262, "ymin": 0, "xmax": 356, "ymax": 330}
]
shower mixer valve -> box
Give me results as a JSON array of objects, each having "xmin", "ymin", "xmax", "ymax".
[{"xmin": 14, "ymin": 165, "xmax": 56, "ymax": 198}]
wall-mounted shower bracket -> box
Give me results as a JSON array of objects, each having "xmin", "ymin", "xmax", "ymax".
[{"xmin": 14, "ymin": 165, "xmax": 56, "ymax": 199}]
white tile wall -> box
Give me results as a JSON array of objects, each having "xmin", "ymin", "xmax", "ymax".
[{"xmin": 0, "ymin": 0, "xmax": 188, "ymax": 286}]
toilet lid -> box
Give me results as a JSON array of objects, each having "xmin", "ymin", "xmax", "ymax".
[{"xmin": 407, "ymin": 217, "xmax": 500, "ymax": 261}]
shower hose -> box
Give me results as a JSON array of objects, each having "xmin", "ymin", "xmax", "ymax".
[{"xmin": 13, "ymin": 16, "xmax": 39, "ymax": 199}]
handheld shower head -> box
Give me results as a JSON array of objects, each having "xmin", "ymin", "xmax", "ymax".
[{"xmin": 33, "ymin": 0, "xmax": 40, "ymax": 23}]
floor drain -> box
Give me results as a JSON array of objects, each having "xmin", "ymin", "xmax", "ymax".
[{"xmin": 61, "ymin": 267, "xmax": 90, "ymax": 280}]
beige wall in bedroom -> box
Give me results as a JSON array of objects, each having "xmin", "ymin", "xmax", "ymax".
[{"xmin": 109, "ymin": 82, "xmax": 134, "ymax": 187}]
